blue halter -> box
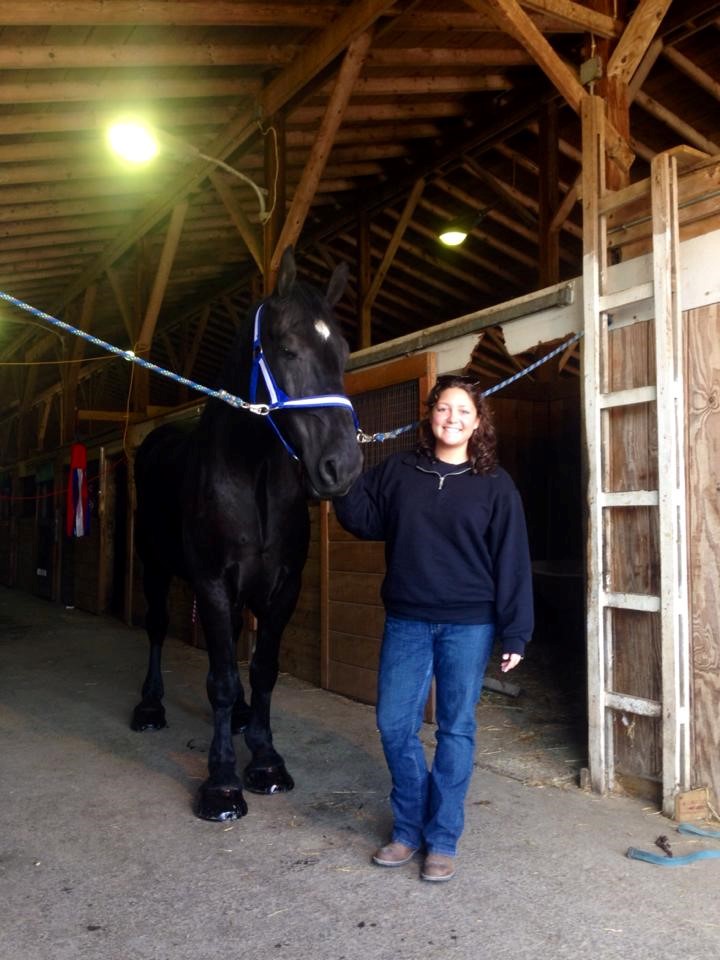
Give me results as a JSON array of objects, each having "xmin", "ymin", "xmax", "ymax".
[{"xmin": 248, "ymin": 304, "xmax": 360, "ymax": 460}]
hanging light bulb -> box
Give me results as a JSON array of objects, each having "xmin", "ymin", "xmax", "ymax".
[
  {"xmin": 107, "ymin": 121, "xmax": 159, "ymax": 164},
  {"xmin": 106, "ymin": 118, "xmax": 269, "ymax": 223},
  {"xmin": 438, "ymin": 222, "xmax": 470, "ymax": 246},
  {"xmin": 437, "ymin": 204, "xmax": 497, "ymax": 247}
]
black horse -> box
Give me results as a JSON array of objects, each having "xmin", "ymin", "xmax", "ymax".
[{"xmin": 132, "ymin": 246, "xmax": 363, "ymax": 821}]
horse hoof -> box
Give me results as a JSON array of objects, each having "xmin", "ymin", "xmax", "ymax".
[
  {"xmin": 131, "ymin": 703, "xmax": 167, "ymax": 731},
  {"xmin": 243, "ymin": 763, "xmax": 295, "ymax": 795},
  {"xmin": 195, "ymin": 781, "xmax": 248, "ymax": 821}
]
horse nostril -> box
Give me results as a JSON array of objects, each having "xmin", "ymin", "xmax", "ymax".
[{"xmin": 319, "ymin": 457, "xmax": 340, "ymax": 488}]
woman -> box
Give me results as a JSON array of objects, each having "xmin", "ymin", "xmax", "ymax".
[{"xmin": 333, "ymin": 375, "xmax": 533, "ymax": 882}]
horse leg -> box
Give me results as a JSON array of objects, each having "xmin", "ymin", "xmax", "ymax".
[
  {"xmin": 230, "ymin": 610, "xmax": 252, "ymax": 735},
  {"xmin": 131, "ymin": 568, "xmax": 171, "ymax": 731},
  {"xmin": 243, "ymin": 571, "xmax": 299, "ymax": 794},
  {"xmin": 194, "ymin": 585, "xmax": 248, "ymax": 822}
]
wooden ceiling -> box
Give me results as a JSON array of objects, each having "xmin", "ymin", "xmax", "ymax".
[{"xmin": 0, "ymin": 0, "xmax": 719, "ymax": 460}]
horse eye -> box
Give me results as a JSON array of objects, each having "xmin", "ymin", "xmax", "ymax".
[{"xmin": 279, "ymin": 344, "xmax": 296, "ymax": 358}]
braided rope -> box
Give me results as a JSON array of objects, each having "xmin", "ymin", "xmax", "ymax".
[
  {"xmin": 0, "ymin": 290, "xmax": 272, "ymax": 415},
  {"xmin": 357, "ymin": 330, "xmax": 584, "ymax": 443},
  {"xmin": 1, "ymin": 289, "xmax": 583, "ymax": 443}
]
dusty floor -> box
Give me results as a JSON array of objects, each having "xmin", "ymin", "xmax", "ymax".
[{"xmin": 1, "ymin": 587, "xmax": 719, "ymax": 960}]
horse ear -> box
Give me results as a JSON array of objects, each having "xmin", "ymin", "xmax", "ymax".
[
  {"xmin": 276, "ymin": 245, "xmax": 296, "ymax": 297},
  {"xmin": 326, "ymin": 261, "xmax": 349, "ymax": 308}
]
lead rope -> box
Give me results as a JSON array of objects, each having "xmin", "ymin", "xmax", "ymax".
[
  {"xmin": 0, "ymin": 289, "xmax": 582, "ymax": 445},
  {"xmin": 356, "ymin": 330, "xmax": 584, "ymax": 444}
]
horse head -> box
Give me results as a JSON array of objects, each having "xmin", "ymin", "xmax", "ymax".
[{"xmin": 250, "ymin": 246, "xmax": 363, "ymax": 498}]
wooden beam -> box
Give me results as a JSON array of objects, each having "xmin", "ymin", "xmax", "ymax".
[
  {"xmin": 366, "ymin": 177, "xmax": 425, "ymax": 311},
  {"xmin": 0, "ymin": 76, "xmax": 261, "ymax": 105},
  {"xmin": 467, "ymin": 0, "xmax": 586, "ymax": 112},
  {"xmin": 550, "ymin": 176, "xmax": 580, "ymax": 233},
  {"xmin": 136, "ymin": 200, "xmax": 189, "ymax": 354},
  {"xmin": 209, "ymin": 171, "xmax": 263, "ymax": 273},
  {"xmin": 628, "ymin": 37, "xmax": 664, "ymax": 102},
  {"xmin": 465, "ymin": 0, "xmax": 633, "ymax": 172},
  {"xmin": 62, "ymin": 285, "xmax": 97, "ymax": 443},
  {"xmin": 0, "ymin": 104, "xmax": 233, "ymax": 138},
  {"xmin": 368, "ymin": 46, "xmax": 533, "ymax": 66},
  {"xmin": 290, "ymin": 100, "xmax": 467, "ymax": 125},
  {"xmin": 462, "ymin": 156, "xmax": 539, "ymax": 227},
  {"xmin": 635, "ymin": 91, "xmax": 720, "ymax": 154},
  {"xmin": 53, "ymin": 0, "xmax": 396, "ymax": 315},
  {"xmin": 106, "ymin": 266, "xmax": 137, "ymax": 345},
  {"xmin": 0, "ymin": 43, "xmax": 299, "ymax": 70},
  {"xmin": 160, "ymin": 332, "xmax": 181, "ymax": 373},
  {"xmin": 286, "ymin": 122, "xmax": 441, "ymax": 147},
  {"xmin": 663, "ymin": 45, "xmax": 720, "ymax": 102},
  {"xmin": 0, "ymin": 3, "xmax": 338, "ymax": 27},
  {"xmin": 321, "ymin": 74, "xmax": 512, "ymax": 95},
  {"xmin": 36, "ymin": 397, "xmax": 52, "ymax": 450},
  {"xmin": 519, "ymin": 0, "xmax": 622, "ymax": 38},
  {"xmin": 606, "ymin": 0, "xmax": 672, "ymax": 85},
  {"xmin": 76, "ymin": 409, "xmax": 143, "ymax": 422},
  {"xmin": 400, "ymin": 8, "xmax": 617, "ymax": 32},
  {"xmin": 270, "ymin": 30, "xmax": 373, "ymax": 279}
]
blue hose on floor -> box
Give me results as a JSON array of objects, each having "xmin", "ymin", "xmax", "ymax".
[{"xmin": 627, "ymin": 823, "xmax": 720, "ymax": 866}]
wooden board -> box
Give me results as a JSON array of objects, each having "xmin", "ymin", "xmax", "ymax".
[{"xmin": 686, "ymin": 302, "xmax": 720, "ymax": 810}]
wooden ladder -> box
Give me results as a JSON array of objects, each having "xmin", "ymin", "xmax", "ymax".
[{"xmin": 581, "ymin": 96, "xmax": 691, "ymax": 814}]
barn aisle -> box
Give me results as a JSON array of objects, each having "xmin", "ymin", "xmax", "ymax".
[{"xmin": 1, "ymin": 587, "xmax": 718, "ymax": 960}]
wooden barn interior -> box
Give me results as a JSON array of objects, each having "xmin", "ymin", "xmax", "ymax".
[{"xmin": 0, "ymin": 1, "xmax": 719, "ymax": 819}]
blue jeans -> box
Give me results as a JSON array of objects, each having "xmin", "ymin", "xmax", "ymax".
[{"xmin": 376, "ymin": 616, "xmax": 495, "ymax": 857}]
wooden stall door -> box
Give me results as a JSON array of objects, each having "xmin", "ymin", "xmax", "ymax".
[{"xmin": 320, "ymin": 353, "xmax": 435, "ymax": 706}]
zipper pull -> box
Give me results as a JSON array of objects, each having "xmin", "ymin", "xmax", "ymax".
[{"xmin": 438, "ymin": 475, "xmax": 446, "ymax": 490}]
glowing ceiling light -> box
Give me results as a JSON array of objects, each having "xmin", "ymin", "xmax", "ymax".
[
  {"xmin": 437, "ymin": 204, "xmax": 497, "ymax": 247},
  {"xmin": 107, "ymin": 121, "xmax": 159, "ymax": 164},
  {"xmin": 106, "ymin": 118, "xmax": 269, "ymax": 222},
  {"xmin": 438, "ymin": 227, "xmax": 469, "ymax": 246}
]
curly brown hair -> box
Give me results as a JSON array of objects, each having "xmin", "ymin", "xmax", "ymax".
[{"xmin": 417, "ymin": 375, "xmax": 498, "ymax": 475}]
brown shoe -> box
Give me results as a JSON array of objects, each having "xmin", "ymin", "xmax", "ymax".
[
  {"xmin": 372, "ymin": 841, "xmax": 418, "ymax": 867},
  {"xmin": 421, "ymin": 853, "xmax": 455, "ymax": 882}
]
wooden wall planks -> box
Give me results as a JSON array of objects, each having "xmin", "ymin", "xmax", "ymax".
[{"xmin": 686, "ymin": 301, "xmax": 720, "ymax": 809}]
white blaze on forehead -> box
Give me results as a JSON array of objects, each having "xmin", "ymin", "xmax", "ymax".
[{"xmin": 314, "ymin": 318, "xmax": 331, "ymax": 341}]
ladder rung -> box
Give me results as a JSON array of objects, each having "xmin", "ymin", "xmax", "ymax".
[
  {"xmin": 605, "ymin": 691, "xmax": 662, "ymax": 717},
  {"xmin": 599, "ymin": 282, "xmax": 654, "ymax": 312},
  {"xmin": 602, "ymin": 591, "xmax": 661, "ymax": 612},
  {"xmin": 599, "ymin": 385, "xmax": 657, "ymax": 409},
  {"xmin": 599, "ymin": 490, "xmax": 659, "ymax": 508}
]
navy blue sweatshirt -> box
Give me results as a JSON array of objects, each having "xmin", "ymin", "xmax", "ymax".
[{"xmin": 333, "ymin": 451, "xmax": 533, "ymax": 656}]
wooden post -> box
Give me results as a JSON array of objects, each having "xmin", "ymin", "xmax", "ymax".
[
  {"xmin": 270, "ymin": 31, "xmax": 373, "ymax": 278},
  {"xmin": 580, "ymin": 94, "xmax": 608, "ymax": 796},
  {"xmin": 538, "ymin": 100, "xmax": 560, "ymax": 286},
  {"xmin": 133, "ymin": 200, "xmax": 188, "ymax": 414}
]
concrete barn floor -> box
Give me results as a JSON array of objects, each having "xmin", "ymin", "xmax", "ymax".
[{"xmin": 1, "ymin": 587, "xmax": 720, "ymax": 960}]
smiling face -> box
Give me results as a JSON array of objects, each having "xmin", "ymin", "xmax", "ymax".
[{"xmin": 430, "ymin": 386, "xmax": 480, "ymax": 463}]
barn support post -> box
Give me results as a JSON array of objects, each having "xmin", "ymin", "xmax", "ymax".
[
  {"xmin": 650, "ymin": 150, "xmax": 691, "ymax": 812},
  {"xmin": 538, "ymin": 100, "xmax": 559, "ymax": 286}
]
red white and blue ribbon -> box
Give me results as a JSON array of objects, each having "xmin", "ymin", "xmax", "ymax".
[{"xmin": 66, "ymin": 442, "xmax": 90, "ymax": 537}]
